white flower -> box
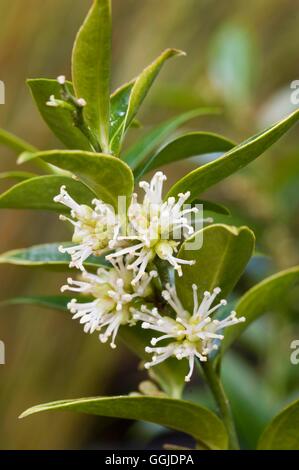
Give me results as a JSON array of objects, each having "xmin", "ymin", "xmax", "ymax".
[
  {"xmin": 107, "ymin": 171, "xmax": 208, "ymax": 284},
  {"xmin": 62, "ymin": 256, "xmax": 157, "ymax": 348},
  {"xmin": 54, "ymin": 186, "xmax": 121, "ymax": 270},
  {"xmin": 132, "ymin": 283, "xmax": 245, "ymax": 382}
]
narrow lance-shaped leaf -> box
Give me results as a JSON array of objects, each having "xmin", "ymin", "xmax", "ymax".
[
  {"xmin": 111, "ymin": 49, "xmax": 185, "ymax": 154},
  {"xmin": 27, "ymin": 79, "xmax": 92, "ymax": 151},
  {"xmin": 134, "ymin": 131, "xmax": 235, "ymax": 180},
  {"xmin": 0, "ymin": 128, "xmax": 49, "ymax": 172},
  {"xmin": 166, "ymin": 109, "xmax": 299, "ymax": 200},
  {"xmin": 0, "ymin": 243, "xmax": 106, "ymax": 271},
  {"xmin": 0, "ymin": 128, "xmax": 37, "ymax": 154},
  {"xmin": 109, "ymin": 81, "xmax": 135, "ymax": 155},
  {"xmin": 176, "ymin": 224, "xmax": 255, "ymax": 312},
  {"xmin": 72, "ymin": 0, "xmax": 111, "ymax": 152},
  {"xmin": 257, "ymin": 398, "xmax": 299, "ymax": 450},
  {"xmin": 123, "ymin": 108, "xmax": 219, "ymax": 169},
  {"xmin": 0, "ymin": 171, "xmax": 36, "ymax": 182},
  {"xmin": 221, "ymin": 266, "xmax": 299, "ymax": 354},
  {"xmin": 35, "ymin": 150, "xmax": 134, "ymax": 209},
  {"xmin": 125, "ymin": 48, "xmax": 185, "ymax": 128},
  {"xmin": 0, "ymin": 175, "xmax": 96, "ymax": 212},
  {"xmin": 193, "ymin": 199, "xmax": 231, "ymax": 216},
  {"xmin": 1, "ymin": 295, "xmax": 71, "ymax": 312},
  {"xmin": 20, "ymin": 395, "xmax": 228, "ymax": 450}
]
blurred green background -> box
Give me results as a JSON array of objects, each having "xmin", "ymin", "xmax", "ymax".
[{"xmin": 0, "ymin": 0, "xmax": 299, "ymax": 449}]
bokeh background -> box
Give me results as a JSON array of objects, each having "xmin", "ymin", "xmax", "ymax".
[{"xmin": 0, "ymin": 0, "xmax": 299, "ymax": 449}]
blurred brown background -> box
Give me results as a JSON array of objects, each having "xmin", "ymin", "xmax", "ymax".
[{"xmin": 0, "ymin": 0, "xmax": 299, "ymax": 449}]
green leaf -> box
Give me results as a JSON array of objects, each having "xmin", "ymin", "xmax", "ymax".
[
  {"xmin": 3, "ymin": 293, "xmax": 186, "ymax": 398},
  {"xmin": 109, "ymin": 81, "xmax": 135, "ymax": 155},
  {"xmin": 0, "ymin": 128, "xmax": 37, "ymax": 154},
  {"xmin": 17, "ymin": 152, "xmax": 41, "ymax": 165},
  {"xmin": 166, "ymin": 109, "xmax": 299, "ymax": 200},
  {"xmin": 125, "ymin": 49, "xmax": 184, "ymax": 127},
  {"xmin": 123, "ymin": 108, "xmax": 219, "ymax": 169},
  {"xmin": 0, "ymin": 243, "xmax": 106, "ymax": 271},
  {"xmin": 36, "ymin": 150, "xmax": 133, "ymax": 209},
  {"xmin": 27, "ymin": 79, "xmax": 92, "ymax": 151},
  {"xmin": 0, "ymin": 171, "xmax": 36, "ymax": 182},
  {"xmin": 193, "ymin": 199, "xmax": 230, "ymax": 216},
  {"xmin": 257, "ymin": 397, "xmax": 299, "ymax": 449},
  {"xmin": 112, "ymin": 49, "xmax": 185, "ymax": 154},
  {"xmin": 20, "ymin": 395, "xmax": 228, "ymax": 450},
  {"xmin": 1, "ymin": 295, "xmax": 71, "ymax": 311},
  {"xmin": 72, "ymin": 0, "xmax": 111, "ymax": 152},
  {"xmin": 134, "ymin": 131, "xmax": 235, "ymax": 180},
  {"xmin": 0, "ymin": 175, "xmax": 96, "ymax": 212},
  {"xmin": 176, "ymin": 224, "xmax": 255, "ymax": 312},
  {"xmin": 222, "ymin": 266, "xmax": 299, "ymax": 354}
]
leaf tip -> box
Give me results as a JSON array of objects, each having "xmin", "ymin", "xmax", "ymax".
[
  {"xmin": 169, "ymin": 48, "xmax": 186, "ymax": 57},
  {"xmin": 18, "ymin": 409, "xmax": 31, "ymax": 419}
]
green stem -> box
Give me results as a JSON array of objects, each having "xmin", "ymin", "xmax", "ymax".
[
  {"xmin": 60, "ymin": 82, "xmax": 102, "ymax": 153},
  {"xmin": 154, "ymin": 258, "xmax": 172, "ymax": 289},
  {"xmin": 202, "ymin": 360, "xmax": 239, "ymax": 450}
]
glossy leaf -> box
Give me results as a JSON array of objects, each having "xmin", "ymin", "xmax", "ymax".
[
  {"xmin": 176, "ymin": 224, "xmax": 255, "ymax": 312},
  {"xmin": 1, "ymin": 295, "xmax": 71, "ymax": 312},
  {"xmin": 35, "ymin": 150, "xmax": 134, "ymax": 209},
  {"xmin": 0, "ymin": 171, "xmax": 36, "ymax": 182},
  {"xmin": 166, "ymin": 109, "xmax": 299, "ymax": 200},
  {"xmin": 193, "ymin": 199, "xmax": 230, "ymax": 216},
  {"xmin": 109, "ymin": 81, "xmax": 134, "ymax": 154},
  {"xmin": 258, "ymin": 398, "xmax": 299, "ymax": 449},
  {"xmin": 112, "ymin": 49, "xmax": 184, "ymax": 154},
  {"xmin": 0, "ymin": 175, "xmax": 96, "ymax": 212},
  {"xmin": 20, "ymin": 395, "xmax": 228, "ymax": 450},
  {"xmin": 0, "ymin": 128, "xmax": 37, "ymax": 154},
  {"xmin": 135, "ymin": 131, "xmax": 235, "ymax": 180},
  {"xmin": 27, "ymin": 79, "xmax": 92, "ymax": 151},
  {"xmin": 123, "ymin": 108, "xmax": 219, "ymax": 170},
  {"xmin": 0, "ymin": 243, "xmax": 106, "ymax": 271},
  {"xmin": 222, "ymin": 266, "xmax": 299, "ymax": 354},
  {"xmin": 125, "ymin": 49, "xmax": 184, "ymax": 126},
  {"xmin": 72, "ymin": 0, "xmax": 111, "ymax": 151}
]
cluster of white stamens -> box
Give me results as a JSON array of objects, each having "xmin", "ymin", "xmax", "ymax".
[
  {"xmin": 54, "ymin": 186, "xmax": 120, "ymax": 270},
  {"xmin": 54, "ymin": 171, "xmax": 243, "ymax": 376},
  {"xmin": 131, "ymin": 284, "xmax": 245, "ymax": 382},
  {"xmin": 107, "ymin": 171, "xmax": 208, "ymax": 283},
  {"xmin": 62, "ymin": 258, "xmax": 157, "ymax": 348}
]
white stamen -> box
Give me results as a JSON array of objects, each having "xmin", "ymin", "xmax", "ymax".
[{"xmin": 134, "ymin": 284, "xmax": 245, "ymax": 382}]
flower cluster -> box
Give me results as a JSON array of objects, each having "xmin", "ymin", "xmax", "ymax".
[
  {"xmin": 132, "ymin": 284, "xmax": 245, "ymax": 382},
  {"xmin": 55, "ymin": 171, "xmax": 245, "ymax": 381},
  {"xmin": 107, "ymin": 171, "xmax": 199, "ymax": 283},
  {"xmin": 61, "ymin": 257, "xmax": 157, "ymax": 349}
]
